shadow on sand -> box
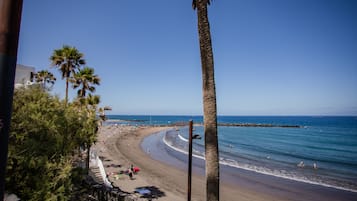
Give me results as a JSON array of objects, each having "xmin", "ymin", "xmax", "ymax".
[{"xmin": 135, "ymin": 186, "xmax": 166, "ymax": 200}]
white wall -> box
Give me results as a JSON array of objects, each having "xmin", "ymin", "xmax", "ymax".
[{"xmin": 14, "ymin": 64, "xmax": 35, "ymax": 87}]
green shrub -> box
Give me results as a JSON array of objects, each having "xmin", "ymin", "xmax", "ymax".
[{"xmin": 6, "ymin": 86, "xmax": 98, "ymax": 200}]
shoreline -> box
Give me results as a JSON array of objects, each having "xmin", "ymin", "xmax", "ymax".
[
  {"xmin": 160, "ymin": 131, "xmax": 357, "ymax": 193},
  {"xmin": 92, "ymin": 125, "xmax": 357, "ymax": 201}
]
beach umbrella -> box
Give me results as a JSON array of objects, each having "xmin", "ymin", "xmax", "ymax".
[{"xmin": 133, "ymin": 167, "xmax": 140, "ymax": 173}]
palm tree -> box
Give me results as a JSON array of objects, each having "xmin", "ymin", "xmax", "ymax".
[
  {"xmin": 71, "ymin": 67, "xmax": 100, "ymax": 98},
  {"xmin": 50, "ymin": 45, "xmax": 85, "ymax": 105},
  {"xmin": 34, "ymin": 70, "xmax": 56, "ymax": 89},
  {"xmin": 82, "ymin": 93, "xmax": 100, "ymax": 174},
  {"xmin": 85, "ymin": 94, "xmax": 100, "ymax": 109},
  {"xmin": 71, "ymin": 93, "xmax": 101, "ymax": 174},
  {"xmin": 193, "ymin": 0, "xmax": 219, "ymax": 200}
]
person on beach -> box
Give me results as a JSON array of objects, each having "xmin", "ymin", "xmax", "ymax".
[
  {"xmin": 128, "ymin": 169, "xmax": 133, "ymax": 180},
  {"xmin": 297, "ymin": 161, "xmax": 305, "ymax": 168}
]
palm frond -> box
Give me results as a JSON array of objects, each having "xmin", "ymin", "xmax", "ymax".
[
  {"xmin": 50, "ymin": 45, "xmax": 86, "ymax": 80},
  {"xmin": 70, "ymin": 67, "xmax": 100, "ymax": 98}
]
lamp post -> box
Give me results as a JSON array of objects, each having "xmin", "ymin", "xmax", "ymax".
[{"xmin": 187, "ymin": 120, "xmax": 201, "ymax": 201}]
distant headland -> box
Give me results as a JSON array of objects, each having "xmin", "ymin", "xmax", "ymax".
[{"xmin": 216, "ymin": 123, "xmax": 301, "ymax": 128}]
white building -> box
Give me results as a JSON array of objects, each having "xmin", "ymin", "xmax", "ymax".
[{"xmin": 14, "ymin": 64, "xmax": 35, "ymax": 88}]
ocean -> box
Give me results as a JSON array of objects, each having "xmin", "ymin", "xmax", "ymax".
[{"xmin": 106, "ymin": 115, "xmax": 357, "ymax": 192}]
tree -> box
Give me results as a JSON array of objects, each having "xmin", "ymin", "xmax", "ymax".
[
  {"xmin": 7, "ymin": 86, "xmax": 98, "ymax": 200},
  {"xmin": 193, "ymin": 0, "xmax": 220, "ymax": 200},
  {"xmin": 72, "ymin": 93, "xmax": 101, "ymax": 174},
  {"xmin": 71, "ymin": 67, "xmax": 100, "ymax": 98},
  {"xmin": 34, "ymin": 70, "xmax": 56, "ymax": 89},
  {"xmin": 50, "ymin": 45, "xmax": 86, "ymax": 105}
]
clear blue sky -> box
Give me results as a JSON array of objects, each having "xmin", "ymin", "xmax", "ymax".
[{"xmin": 17, "ymin": 0, "xmax": 357, "ymax": 116}]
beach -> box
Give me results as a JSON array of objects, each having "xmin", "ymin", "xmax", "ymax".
[{"xmin": 91, "ymin": 124, "xmax": 357, "ymax": 201}]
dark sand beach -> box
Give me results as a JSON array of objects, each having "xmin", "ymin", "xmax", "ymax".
[{"xmin": 92, "ymin": 125, "xmax": 357, "ymax": 201}]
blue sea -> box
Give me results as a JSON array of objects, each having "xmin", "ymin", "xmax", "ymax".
[{"xmin": 106, "ymin": 115, "xmax": 357, "ymax": 192}]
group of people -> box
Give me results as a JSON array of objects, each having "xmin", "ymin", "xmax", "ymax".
[
  {"xmin": 128, "ymin": 164, "xmax": 140, "ymax": 179},
  {"xmin": 107, "ymin": 164, "xmax": 141, "ymax": 182},
  {"xmin": 297, "ymin": 161, "xmax": 318, "ymax": 169}
]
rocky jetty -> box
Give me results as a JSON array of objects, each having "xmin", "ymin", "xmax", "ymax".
[{"xmin": 217, "ymin": 123, "xmax": 301, "ymax": 128}]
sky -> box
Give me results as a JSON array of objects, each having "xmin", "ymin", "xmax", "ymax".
[{"xmin": 17, "ymin": 0, "xmax": 357, "ymax": 116}]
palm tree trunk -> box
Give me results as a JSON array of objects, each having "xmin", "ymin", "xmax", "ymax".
[
  {"xmin": 0, "ymin": 1, "xmax": 23, "ymax": 199},
  {"xmin": 196, "ymin": 0, "xmax": 219, "ymax": 200},
  {"xmin": 65, "ymin": 77, "xmax": 69, "ymax": 105},
  {"xmin": 86, "ymin": 143, "xmax": 90, "ymax": 174}
]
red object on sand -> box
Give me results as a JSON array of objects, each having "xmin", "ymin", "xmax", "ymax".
[{"xmin": 133, "ymin": 167, "xmax": 140, "ymax": 173}]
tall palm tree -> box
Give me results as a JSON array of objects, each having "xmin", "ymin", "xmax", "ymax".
[
  {"xmin": 71, "ymin": 67, "xmax": 100, "ymax": 98},
  {"xmin": 71, "ymin": 93, "xmax": 101, "ymax": 175},
  {"xmin": 34, "ymin": 70, "xmax": 56, "ymax": 89},
  {"xmin": 81, "ymin": 93, "xmax": 100, "ymax": 174},
  {"xmin": 193, "ymin": 0, "xmax": 219, "ymax": 200},
  {"xmin": 50, "ymin": 45, "xmax": 85, "ymax": 105}
]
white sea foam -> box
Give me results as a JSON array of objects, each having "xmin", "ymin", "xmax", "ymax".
[
  {"xmin": 162, "ymin": 133, "xmax": 357, "ymax": 193},
  {"xmin": 221, "ymin": 159, "xmax": 357, "ymax": 193},
  {"xmin": 178, "ymin": 134, "xmax": 188, "ymax": 142},
  {"xmin": 163, "ymin": 134, "xmax": 205, "ymax": 160}
]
